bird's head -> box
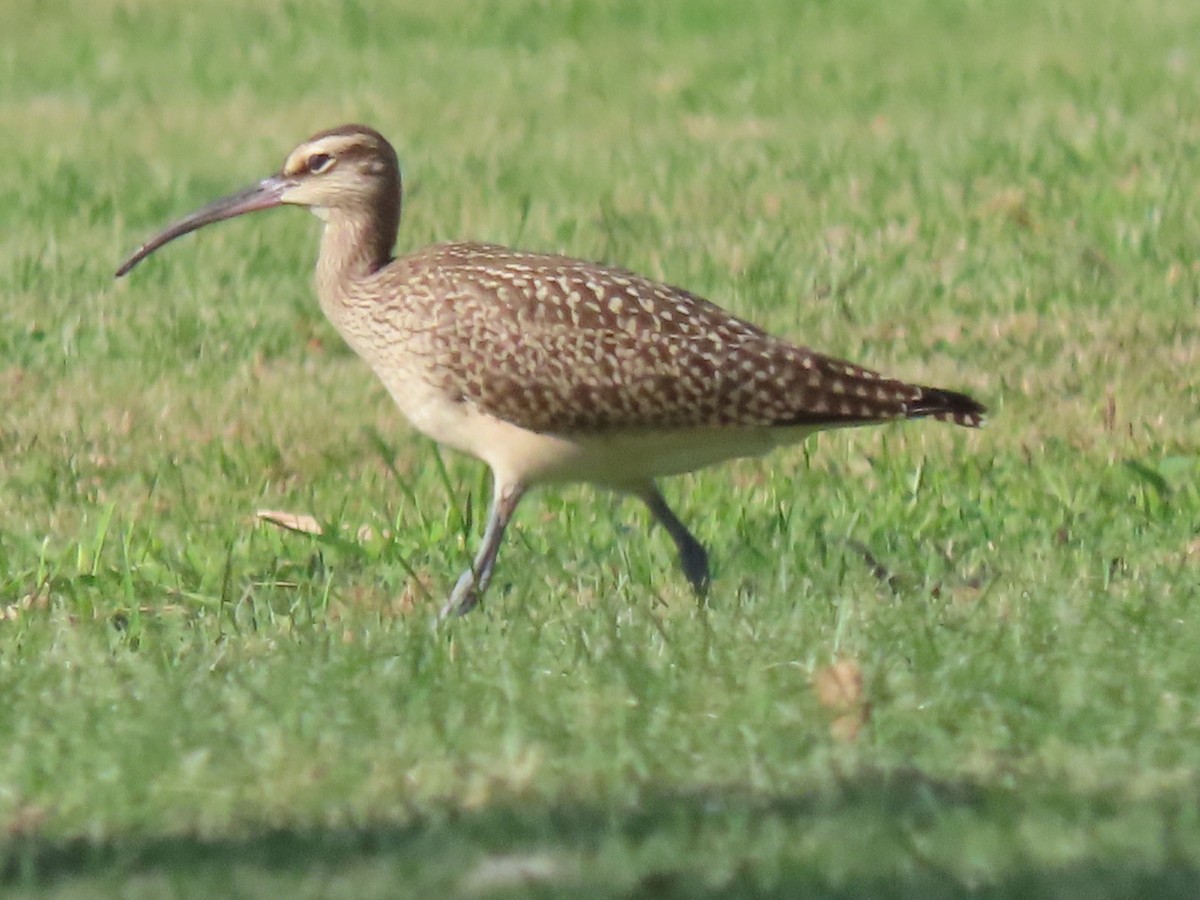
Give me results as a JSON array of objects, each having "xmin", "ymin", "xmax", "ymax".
[
  {"xmin": 277, "ymin": 125, "xmax": 401, "ymax": 218},
  {"xmin": 116, "ymin": 124, "xmax": 401, "ymax": 276}
]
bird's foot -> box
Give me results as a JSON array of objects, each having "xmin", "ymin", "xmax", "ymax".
[
  {"xmin": 440, "ymin": 569, "xmax": 482, "ymax": 619},
  {"xmin": 679, "ymin": 542, "xmax": 711, "ymax": 600}
]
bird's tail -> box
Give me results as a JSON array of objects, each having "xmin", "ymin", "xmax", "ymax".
[{"xmin": 909, "ymin": 386, "xmax": 987, "ymax": 428}]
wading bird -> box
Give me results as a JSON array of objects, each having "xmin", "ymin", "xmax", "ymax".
[{"xmin": 117, "ymin": 124, "xmax": 984, "ymax": 617}]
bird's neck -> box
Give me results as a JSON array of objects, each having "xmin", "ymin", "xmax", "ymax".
[{"xmin": 313, "ymin": 200, "xmax": 399, "ymax": 306}]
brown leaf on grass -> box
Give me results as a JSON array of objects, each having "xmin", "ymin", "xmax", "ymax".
[
  {"xmin": 257, "ymin": 511, "xmax": 393, "ymax": 546},
  {"xmin": 813, "ymin": 659, "xmax": 871, "ymax": 743},
  {"xmin": 815, "ymin": 659, "xmax": 863, "ymax": 710},
  {"xmin": 256, "ymin": 509, "xmax": 323, "ymax": 535}
]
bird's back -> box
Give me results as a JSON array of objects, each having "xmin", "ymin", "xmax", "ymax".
[{"xmin": 349, "ymin": 241, "xmax": 983, "ymax": 435}]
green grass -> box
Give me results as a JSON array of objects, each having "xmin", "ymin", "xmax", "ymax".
[{"xmin": 2, "ymin": 0, "xmax": 1200, "ymax": 895}]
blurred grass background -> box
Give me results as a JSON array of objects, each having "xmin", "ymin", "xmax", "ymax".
[{"xmin": 1, "ymin": 0, "xmax": 1199, "ymax": 896}]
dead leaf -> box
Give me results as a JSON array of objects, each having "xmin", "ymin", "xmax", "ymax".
[
  {"xmin": 256, "ymin": 509, "xmax": 323, "ymax": 535},
  {"xmin": 815, "ymin": 659, "xmax": 864, "ymax": 711},
  {"xmin": 814, "ymin": 659, "xmax": 870, "ymax": 742}
]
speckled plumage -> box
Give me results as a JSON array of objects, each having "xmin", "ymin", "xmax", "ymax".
[
  {"xmin": 335, "ymin": 241, "xmax": 982, "ymax": 435},
  {"xmin": 117, "ymin": 123, "xmax": 985, "ymax": 616}
]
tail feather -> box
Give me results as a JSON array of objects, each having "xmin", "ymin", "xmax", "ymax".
[{"xmin": 909, "ymin": 386, "xmax": 986, "ymax": 428}]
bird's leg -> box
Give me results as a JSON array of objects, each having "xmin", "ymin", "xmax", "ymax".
[
  {"xmin": 634, "ymin": 482, "xmax": 710, "ymax": 597},
  {"xmin": 441, "ymin": 478, "xmax": 526, "ymax": 618}
]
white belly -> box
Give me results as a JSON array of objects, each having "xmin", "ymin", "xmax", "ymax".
[{"xmin": 381, "ymin": 369, "xmax": 813, "ymax": 488}]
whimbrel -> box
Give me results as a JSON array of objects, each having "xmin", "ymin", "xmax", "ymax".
[{"xmin": 116, "ymin": 124, "xmax": 984, "ymax": 617}]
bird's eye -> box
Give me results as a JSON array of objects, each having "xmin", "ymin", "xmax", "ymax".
[{"xmin": 307, "ymin": 153, "xmax": 335, "ymax": 174}]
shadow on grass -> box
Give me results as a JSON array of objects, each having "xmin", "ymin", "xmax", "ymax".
[{"xmin": 2, "ymin": 770, "xmax": 1197, "ymax": 898}]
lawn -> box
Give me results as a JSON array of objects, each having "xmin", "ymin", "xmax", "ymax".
[{"xmin": 2, "ymin": 0, "xmax": 1199, "ymax": 896}]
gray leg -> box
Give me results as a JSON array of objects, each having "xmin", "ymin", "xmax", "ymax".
[
  {"xmin": 441, "ymin": 478, "xmax": 525, "ymax": 618},
  {"xmin": 634, "ymin": 482, "xmax": 710, "ymax": 597}
]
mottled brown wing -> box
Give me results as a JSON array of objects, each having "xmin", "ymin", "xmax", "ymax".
[{"xmin": 413, "ymin": 243, "xmax": 984, "ymax": 433}]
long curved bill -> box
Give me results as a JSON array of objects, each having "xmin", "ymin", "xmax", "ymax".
[{"xmin": 115, "ymin": 175, "xmax": 292, "ymax": 277}]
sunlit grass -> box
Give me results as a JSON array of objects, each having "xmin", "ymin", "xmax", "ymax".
[{"xmin": 1, "ymin": 0, "xmax": 1199, "ymax": 896}]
